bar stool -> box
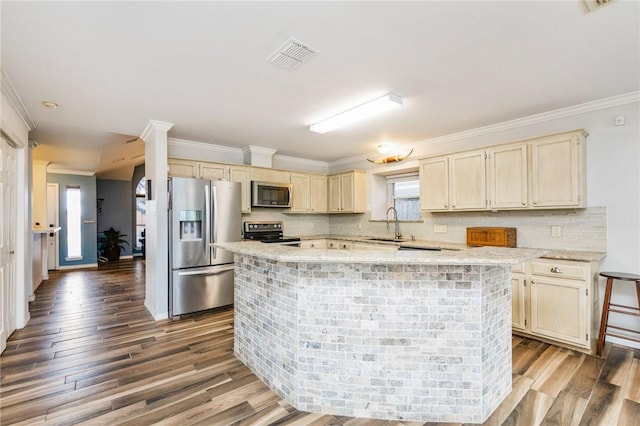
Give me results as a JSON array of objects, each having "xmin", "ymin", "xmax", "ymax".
[{"xmin": 596, "ymin": 271, "xmax": 640, "ymax": 355}]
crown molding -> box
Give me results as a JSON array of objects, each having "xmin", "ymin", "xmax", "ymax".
[
  {"xmin": 241, "ymin": 145, "xmax": 278, "ymax": 156},
  {"xmin": 47, "ymin": 168, "xmax": 96, "ymax": 176},
  {"xmin": 168, "ymin": 137, "xmax": 243, "ymax": 156},
  {"xmin": 1, "ymin": 69, "xmax": 36, "ymax": 131},
  {"xmin": 140, "ymin": 120, "xmax": 174, "ymax": 141},
  {"xmin": 272, "ymin": 154, "xmax": 330, "ymax": 171},
  {"xmin": 329, "ymin": 91, "xmax": 640, "ymax": 168}
]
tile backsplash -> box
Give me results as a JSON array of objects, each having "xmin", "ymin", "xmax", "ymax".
[{"xmin": 328, "ymin": 207, "xmax": 607, "ymax": 252}]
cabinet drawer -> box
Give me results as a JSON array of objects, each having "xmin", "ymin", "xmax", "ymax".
[{"xmin": 530, "ymin": 259, "xmax": 588, "ymax": 281}]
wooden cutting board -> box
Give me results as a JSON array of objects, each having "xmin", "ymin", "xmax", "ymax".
[{"xmin": 467, "ymin": 227, "xmax": 517, "ymax": 247}]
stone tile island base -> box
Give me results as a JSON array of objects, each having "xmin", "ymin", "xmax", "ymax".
[{"xmin": 233, "ymin": 254, "xmax": 512, "ymax": 423}]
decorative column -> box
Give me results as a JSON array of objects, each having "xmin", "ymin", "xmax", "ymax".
[{"xmin": 140, "ymin": 120, "xmax": 174, "ymax": 320}]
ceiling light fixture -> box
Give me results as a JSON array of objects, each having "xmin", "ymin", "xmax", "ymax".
[
  {"xmin": 377, "ymin": 144, "xmax": 391, "ymax": 154},
  {"xmin": 310, "ymin": 93, "xmax": 403, "ymax": 134},
  {"xmin": 42, "ymin": 101, "xmax": 59, "ymax": 109}
]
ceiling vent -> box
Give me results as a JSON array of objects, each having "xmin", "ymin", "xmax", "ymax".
[
  {"xmin": 267, "ymin": 38, "xmax": 317, "ymax": 71},
  {"xmin": 584, "ymin": 0, "xmax": 616, "ymax": 12}
]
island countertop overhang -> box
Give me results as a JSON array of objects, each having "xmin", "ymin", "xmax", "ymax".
[{"xmin": 216, "ymin": 240, "xmax": 547, "ymax": 265}]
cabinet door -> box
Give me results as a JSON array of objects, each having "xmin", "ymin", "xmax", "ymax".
[
  {"xmin": 419, "ymin": 157, "xmax": 449, "ymax": 211},
  {"xmin": 290, "ymin": 174, "xmax": 310, "ymax": 213},
  {"xmin": 328, "ymin": 175, "xmax": 342, "ymax": 212},
  {"xmin": 229, "ymin": 166, "xmax": 251, "ymax": 213},
  {"xmin": 351, "ymin": 171, "xmax": 366, "ymax": 213},
  {"xmin": 250, "ymin": 167, "xmax": 290, "ymax": 184},
  {"xmin": 488, "ymin": 144, "xmax": 528, "ymax": 209},
  {"xmin": 340, "ymin": 174, "xmax": 355, "ymax": 212},
  {"xmin": 512, "ymin": 274, "xmax": 527, "ymax": 332},
  {"xmin": 168, "ymin": 159, "xmax": 199, "ymax": 178},
  {"xmin": 199, "ymin": 163, "xmax": 227, "ymax": 180},
  {"xmin": 309, "ymin": 175, "xmax": 328, "ymax": 213},
  {"xmin": 450, "ymin": 151, "xmax": 487, "ymax": 210},
  {"xmin": 531, "ymin": 135, "xmax": 581, "ymax": 207},
  {"xmin": 530, "ymin": 276, "xmax": 588, "ymax": 347}
]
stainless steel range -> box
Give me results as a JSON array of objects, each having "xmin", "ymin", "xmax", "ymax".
[{"xmin": 242, "ymin": 221, "xmax": 300, "ymax": 246}]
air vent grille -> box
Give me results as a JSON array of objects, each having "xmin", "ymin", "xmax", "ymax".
[
  {"xmin": 267, "ymin": 38, "xmax": 317, "ymax": 71},
  {"xmin": 584, "ymin": 0, "xmax": 616, "ymax": 12}
]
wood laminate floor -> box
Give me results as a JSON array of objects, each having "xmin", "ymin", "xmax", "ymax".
[{"xmin": 1, "ymin": 259, "xmax": 639, "ymax": 425}]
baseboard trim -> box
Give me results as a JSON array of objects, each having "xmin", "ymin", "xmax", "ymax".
[{"xmin": 57, "ymin": 263, "xmax": 99, "ymax": 271}]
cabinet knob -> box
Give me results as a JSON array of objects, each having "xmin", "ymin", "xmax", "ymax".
[
  {"xmin": 550, "ymin": 267, "xmax": 562, "ymax": 274},
  {"xmin": 9, "ymin": 250, "xmax": 15, "ymax": 254}
]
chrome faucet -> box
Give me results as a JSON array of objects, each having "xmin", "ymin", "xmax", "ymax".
[{"xmin": 386, "ymin": 206, "xmax": 402, "ymax": 240}]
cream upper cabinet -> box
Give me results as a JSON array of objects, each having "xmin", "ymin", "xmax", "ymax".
[
  {"xmin": 419, "ymin": 156, "xmax": 449, "ymax": 211},
  {"xmin": 250, "ymin": 167, "xmax": 290, "ymax": 184},
  {"xmin": 168, "ymin": 158, "xmax": 199, "ymax": 178},
  {"xmin": 530, "ymin": 131, "xmax": 586, "ymax": 208},
  {"xmin": 309, "ymin": 175, "xmax": 328, "ymax": 213},
  {"xmin": 513, "ymin": 258, "xmax": 597, "ymax": 353},
  {"xmin": 328, "ymin": 171, "xmax": 365, "ymax": 213},
  {"xmin": 290, "ymin": 173, "xmax": 311, "ymax": 213},
  {"xmin": 229, "ymin": 165, "xmax": 251, "ymax": 213},
  {"xmin": 420, "ymin": 129, "xmax": 587, "ymax": 212},
  {"xmin": 449, "ymin": 150, "xmax": 487, "ymax": 210},
  {"xmin": 199, "ymin": 163, "xmax": 228, "ymax": 180},
  {"xmin": 488, "ymin": 143, "xmax": 528, "ymax": 209},
  {"xmin": 290, "ymin": 173, "xmax": 328, "ymax": 214}
]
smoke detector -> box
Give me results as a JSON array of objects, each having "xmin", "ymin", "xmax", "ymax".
[
  {"xmin": 267, "ymin": 38, "xmax": 317, "ymax": 71},
  {"xmin": 584, "ymin": 0, "xmax": 616, "ymax": 12}
]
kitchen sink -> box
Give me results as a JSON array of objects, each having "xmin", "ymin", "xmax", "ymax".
[
  {"xmin": 365, "ymin": 237, "xmax": 405, "ymax": 242},
  {"xmin": 398, "ymin": 245, "xmax": 442, "ymax": 251}
]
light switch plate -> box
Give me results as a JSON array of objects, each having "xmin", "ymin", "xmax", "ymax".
[{"xmin": 551, "ymin": 226, "xmax": 562, "ymax": 238}]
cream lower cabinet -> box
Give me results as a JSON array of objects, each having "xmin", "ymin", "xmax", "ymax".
[
  {"xmin": 512, "ymin": 258, "xmax": 597, "ymax": 353},
  {"xmin": 511, "ymin": 262, "xmax": 527, "ymax": 332},
  {"xmin": 328, "ymin": 171, "xmax": 365, "ymax": 213},
  {"xmin": 299, "ymin": 239, "xmax": 327, "ymax": 249}
]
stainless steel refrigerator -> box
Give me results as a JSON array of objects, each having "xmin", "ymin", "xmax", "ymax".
[{"xmin": 169, "ymin": 177, "xmax": 241, "ymax": 316}]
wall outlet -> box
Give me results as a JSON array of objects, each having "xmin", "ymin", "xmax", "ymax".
[
  {"xmin": 434, "ymin": 224, "xmax": 447, "ymax": 234},
  {"xmin": 551, "ymin": 226, "xmax": 562, "ymax": 238},
  {"xmin": 357, "ymin": 223, "xmax": 362, "ymax": 230}
]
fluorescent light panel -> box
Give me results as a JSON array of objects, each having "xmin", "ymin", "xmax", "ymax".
[{"xmin": 310, "ymin": 93, "xmax": 402, "ymax": 134}]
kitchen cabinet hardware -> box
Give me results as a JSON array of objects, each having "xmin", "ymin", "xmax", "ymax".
[{"xmin": 550, "ymin": 267, "xmax": 562, "ymax": 273}]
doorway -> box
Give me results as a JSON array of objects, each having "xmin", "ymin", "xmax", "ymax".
[
  {"xmin": 1, "ymin": 136, "xmax": 18, "ymax": 352},
  {"xmin": 46, "ymin": 183, "xmax": 59, "ymax": 270}
]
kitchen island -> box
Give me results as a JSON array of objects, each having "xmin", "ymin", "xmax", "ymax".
[{"xmin": 216, "ymin": 241, "xmax": 546, "ymax": 423}]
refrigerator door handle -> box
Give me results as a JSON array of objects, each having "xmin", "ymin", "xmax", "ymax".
[
  {"xmin": 212, "ymin": 185, "xmax": 218, "ymax": 259},
  {"xmin": 204, "ymin": 184, "xmax": 211, "ymax": 260},
  {"xmin": 177, "ymin": 265, "xmax": 234, "ymax": 276}
]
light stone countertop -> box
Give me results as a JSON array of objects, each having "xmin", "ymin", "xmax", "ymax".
[
  {"xmin": 216, "ymin": 240, "xmax": 547, "ymax": 265},
  {"xmin": 297, "ymin": 235, "xmax": 606, "ymax": 262}
]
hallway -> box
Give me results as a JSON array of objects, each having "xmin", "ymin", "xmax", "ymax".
[{"xmin": 0, "ymin": 259, "xmax": 638, "ymax": 425}]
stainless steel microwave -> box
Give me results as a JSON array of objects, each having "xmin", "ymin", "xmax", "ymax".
[{"xmin": 251, "ymin": 181, "xmax": 292, "ymax": 208}]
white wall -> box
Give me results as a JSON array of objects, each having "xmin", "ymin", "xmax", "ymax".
[{"xmin": 330, "ymin": 99, "xmax": 640, "ymax": 349}]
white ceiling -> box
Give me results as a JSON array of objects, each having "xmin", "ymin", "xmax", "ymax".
[{"xmin": 2, "ymin": 1, "xmax": 639, "ymax": 178}]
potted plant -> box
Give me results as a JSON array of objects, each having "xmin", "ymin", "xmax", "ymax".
[{"xmin": 98, "ymin": 227, "xmax": 129, "ymax": 261}]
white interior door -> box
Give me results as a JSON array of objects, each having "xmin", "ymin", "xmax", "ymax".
[
  {"xmin": 1, "ymin": 136, "xmax": 18, "ymax": 353},
  {"xmin": 46, "ymin": 183, "xmax": 59, "ymax": 270}
]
